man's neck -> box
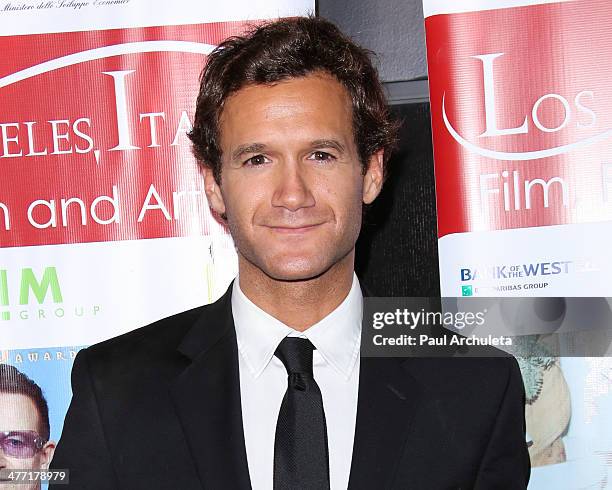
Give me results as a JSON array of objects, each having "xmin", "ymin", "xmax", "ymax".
[{"xmin": 237, "ymin": 253, "xmax": 355, "ymax": 332}]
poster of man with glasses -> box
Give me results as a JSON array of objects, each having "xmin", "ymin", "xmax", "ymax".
[{"xmin": 0, "ymin": 349, "xmax": 78, "ymax": 490}]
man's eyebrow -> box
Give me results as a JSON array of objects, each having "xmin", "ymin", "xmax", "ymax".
[
  {"xmin": 231, "ymin": 140, "xmax": 346, "ymax": 160},
  {"xmin": 231, "ymin": 143, "xmax": 267, "ymax": 161},
  {"xmin": 310, "ymin": 139, "xmax": 346, "ymax": 153}
]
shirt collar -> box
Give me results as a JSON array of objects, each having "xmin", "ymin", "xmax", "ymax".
[{"xmin": 232, "ymin": 273, "xmax": 362, "ymax": 380}]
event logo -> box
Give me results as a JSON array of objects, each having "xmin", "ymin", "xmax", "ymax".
[
  {"xmin": 442, "ymin": 52, "xmax": 605, "ymax": 161},
  {"xmin": 460, "ymin": 260, "xmax": 572, "ymax": 282},
  {"xmin": 0, "ymin": 266, "xmax": 100, "ymax": 320},
  {"xmin": 426, "ymin": 0, "xmax": 612, "ymax": 235},
  {"xmin": 0, "ymin": 41, "xmax": 214, "ymax": 164},
  {"xmin": 0, "ymin": 33, "xmax": 226, "ymax": 248},
  {"xmin": 436, "ymin": 50, "xmax": 612, "ymax": 217},
  {"xmin": 0, "ymin": 266, "xmax": 61, "ymax": 320}
]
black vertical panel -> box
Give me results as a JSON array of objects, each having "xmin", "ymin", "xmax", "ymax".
[{"xmin": 355, "ymin": 102, "xmax": 440, "ymax": 297}]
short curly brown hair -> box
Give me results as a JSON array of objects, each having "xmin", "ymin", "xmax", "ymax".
[{"xmin": 188, "ymin": 16, "xmax": 398, "ymax": 184}]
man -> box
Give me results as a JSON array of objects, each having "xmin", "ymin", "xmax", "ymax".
[
  {"xmin": 0, "ymin": 364, "xmax": 56, "ymax": 490},
  {"xmin": 51, "ymin": 16, "xmax": 530, "ymax": 489}
]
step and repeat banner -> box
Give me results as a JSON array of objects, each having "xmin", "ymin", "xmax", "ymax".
[
  {"xmin": 0, "ymin": 0, "xmax": 312, "ymax": 475},
  {"xmin": 424, "ymin": 0, "xmax": 612, "ymax": 487}
]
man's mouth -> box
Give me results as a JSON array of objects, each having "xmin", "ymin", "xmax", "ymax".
[{"xmin": 264, "ymin": 223, "xmax": 324, "ymax": 233}]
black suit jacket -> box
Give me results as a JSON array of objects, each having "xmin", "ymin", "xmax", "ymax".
[{"xmin": 51, "ymin": 284, "xmax": 530, "ymax": 489}]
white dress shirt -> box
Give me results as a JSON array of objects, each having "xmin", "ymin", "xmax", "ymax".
[{"xmin": 232, "ymin": 273, "xmax": 362, "ymax": 490}]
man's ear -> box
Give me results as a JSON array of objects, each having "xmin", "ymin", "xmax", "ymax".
[
  {"xmin": 362, "ymin": 150, "xmax": 384, "ymax": 204},
  {"xmin": 40, "ymin": 441, "xmax": 56, "ymax": 469},
  {"xmin": 203, "ymin": 167, "xmax": 226, "ymax": 216}
]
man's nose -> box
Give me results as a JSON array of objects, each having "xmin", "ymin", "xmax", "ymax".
[{"xmin": 271, "ymin": 160, "xmax": 315, "ymax": 211}]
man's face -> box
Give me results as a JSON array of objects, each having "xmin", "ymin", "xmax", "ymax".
[
  {"xmin": 205, "ymin": 73, "xmax": 383, "ymax": 281},
  {"xmin": 0, "ymin": 393, "xmax": 55, "ymax": 490}
]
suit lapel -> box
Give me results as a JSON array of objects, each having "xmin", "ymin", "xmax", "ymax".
[
  {"xmin": 347, "ymin": 356, "xmax": 424, "ymax": 489},
  {"xmin": 170, "ymin": 284, "xmax": 252, "ymax": 490}
]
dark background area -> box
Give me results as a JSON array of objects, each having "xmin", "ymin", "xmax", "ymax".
[{"xmin": 355, "ymin": 103, "xmax": 439, "ymax": 297}]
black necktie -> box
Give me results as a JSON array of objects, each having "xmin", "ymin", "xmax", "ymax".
[{"xmin": 273, "ymin": 337, "xmax": 330, "ymax": 490}]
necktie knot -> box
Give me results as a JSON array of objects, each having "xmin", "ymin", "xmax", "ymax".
[{"xmin": 274, "ymin": 337, "xmax": 314, "ymax": 376}]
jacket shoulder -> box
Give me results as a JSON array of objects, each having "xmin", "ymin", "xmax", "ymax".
[
  {"xmin": 82, "ymin": 287, "xmax": 231, "ymax": 375},
  {"xmin": 402, "ymin": 355, "xmax": 521, "ymax": 400},
  {"xmin": 87, "ymin": 306, "xmax": 203, "ymax": 359}
]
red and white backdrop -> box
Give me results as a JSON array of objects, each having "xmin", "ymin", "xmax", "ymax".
[
  {"xmin": 424, "ymin": 0, "xmax": 612, "ymax": 487},
  {"xmin": 0, "ymin": 0, "xmax": 312, "ymax": 456}
]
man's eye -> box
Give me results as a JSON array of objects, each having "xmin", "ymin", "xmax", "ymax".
[
  {"xmin": 6, "ymin": 437, "xmax": 26, "ymax": 447},
  {"xmin": 308, "ymin": 151, "xmax": 335, "ymax": 162},
  {"xmin": 244, "ymin": 155, "xmax": 270, "ymax": 166}
]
